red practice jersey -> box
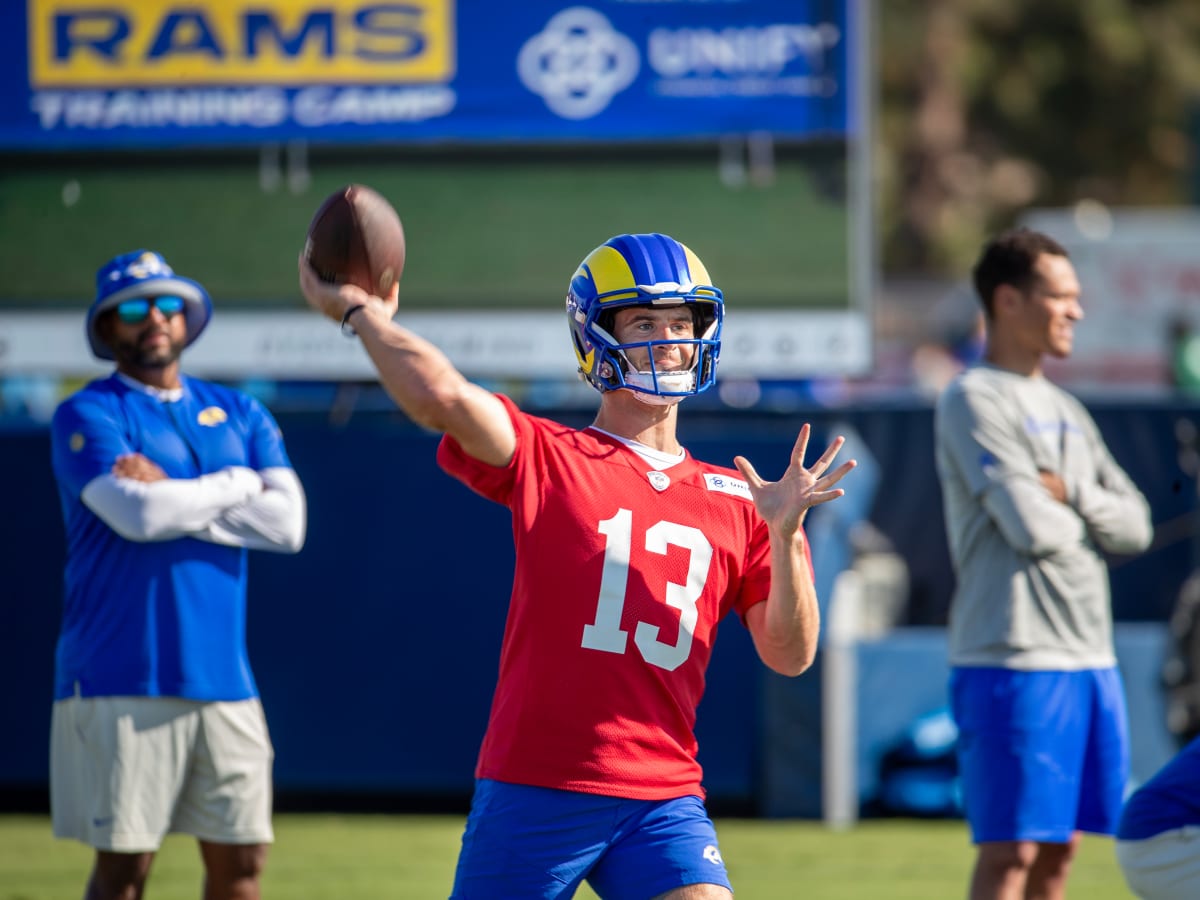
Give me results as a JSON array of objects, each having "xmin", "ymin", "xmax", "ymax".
[{"xmin": 437, "ymin": 395, "xmax": 813, "ymax": 800}]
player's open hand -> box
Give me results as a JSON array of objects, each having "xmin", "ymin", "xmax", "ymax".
[
  {"xmin": 113, "ymin": 452, "xmax": 168, "ymax": 483},
  {"xmin": 733, "ymin": 424, "xmax": 855, "ymax": 536},
  {"xmin": 297, "ymin": 253, "xmax": 400, "ymax": 324}
]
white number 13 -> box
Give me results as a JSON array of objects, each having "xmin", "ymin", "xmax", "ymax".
[{"xmin": 580, "ymin": 508, "xmax": 713, "ymax": 671}]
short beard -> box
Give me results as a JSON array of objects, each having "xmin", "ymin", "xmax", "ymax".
[{"xmin": 109, "ymin": 331, "xmax": 185, "ymax": 370}]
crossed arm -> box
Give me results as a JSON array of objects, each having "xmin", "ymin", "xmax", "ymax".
[{"xmin": 82, "ymin": 454, "xmax": 306, "ymax": 553}]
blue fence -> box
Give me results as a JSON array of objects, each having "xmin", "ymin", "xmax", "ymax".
[{"xmin": 2, "ymin": 400, "xmax": 1196, "ymax": 814}]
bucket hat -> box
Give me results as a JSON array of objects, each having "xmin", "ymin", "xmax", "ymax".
[{"xmin": 87, "ymin": 250, "xmax": 212, "ymax": 361}]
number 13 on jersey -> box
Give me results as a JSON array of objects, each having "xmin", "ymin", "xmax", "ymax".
[{"xmin": 580, "ymin": 508, "xmax": 714, "ymax": 672}]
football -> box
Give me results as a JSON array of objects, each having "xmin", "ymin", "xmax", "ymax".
[{"xmin": 304, "ymin": 184, "xmax": 406, "ymax": 297}]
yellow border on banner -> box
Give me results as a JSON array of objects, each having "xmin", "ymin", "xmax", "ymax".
[{"xmin": 29, "ymin": 0, "xmax": 455, "ymax": 87}]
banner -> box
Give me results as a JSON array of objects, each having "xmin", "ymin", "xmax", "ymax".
[
  {"xmin": 0, "ymin": 310, "xmax": 871, "ymax": 379},
  {"xmin": 1, "ymin": 0, "xmax": 853, "ymax": 148}
]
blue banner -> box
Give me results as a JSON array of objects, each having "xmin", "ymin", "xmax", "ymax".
[{"xmin": 0, "ymin": 0, "xmax": 853, "ymax": 149}]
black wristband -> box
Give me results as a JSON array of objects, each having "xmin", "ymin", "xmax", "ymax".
[{"xmin": 340, "ymin": 304, "xmax": 366, "ymax": 337}]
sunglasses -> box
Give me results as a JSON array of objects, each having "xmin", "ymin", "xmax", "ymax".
[{"xmin": 115, "ymin": 296, "xmax": 186, "ymax": 324}]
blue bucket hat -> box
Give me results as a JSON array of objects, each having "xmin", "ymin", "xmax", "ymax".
[{"xmin": 87, "ymin": 250, "xmax": 212, "ymax": 361}]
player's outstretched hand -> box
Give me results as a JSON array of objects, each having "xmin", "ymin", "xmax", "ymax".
[
  {"xmin": 733, "ymin": 424, "xmax": 855, "ymax": 536},
  {"xmin": 297, "ymin": 253, "xmax": 400, "ymax": 324}
]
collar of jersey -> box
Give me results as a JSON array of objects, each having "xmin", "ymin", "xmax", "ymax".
[
  {"xmin": 115, "ymin": 371, "xmax": 183, "ymax": 402},
  {"xmin": 587, "ymin": 426, "xmax": 686, "ymax": 471}
]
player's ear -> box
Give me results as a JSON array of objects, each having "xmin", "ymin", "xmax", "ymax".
[
  {"xmin": 993, "ymin": 283, "xmax": 1022, "ymax": 319},
  {"xmin": 95, "ymin": 309, "xmax": 117, "ymax": 348}
]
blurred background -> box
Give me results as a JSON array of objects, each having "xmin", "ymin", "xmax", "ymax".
[{"xmin": 3, "ymin": 0, "xmax": 1200, "ymax": 823}]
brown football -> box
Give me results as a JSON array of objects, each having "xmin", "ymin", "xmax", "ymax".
[{"xmin": 304, "ymin": 184, "xmax": 405, "ymax": 297}]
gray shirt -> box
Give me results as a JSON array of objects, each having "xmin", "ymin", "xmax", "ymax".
[{"xmin": 934, "ymin": 364, "xmax": 1153, "ymax": 669}]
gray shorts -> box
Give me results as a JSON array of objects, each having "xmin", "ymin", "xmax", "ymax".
[{"xmin": 51, "ymin": 695, "xmax": 274, "ymax": 852}]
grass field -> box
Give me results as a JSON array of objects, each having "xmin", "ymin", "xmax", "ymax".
[
  {"xmin": 0, "ymin": 148, "xmax": 849, "ymax": 312},
  {"xmin": 0, "ymin": 814, "xmax": 1135, "ymax": 899}
]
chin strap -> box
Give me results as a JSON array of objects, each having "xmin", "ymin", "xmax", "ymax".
[
  {"xmin": 629, "ymin": 390, "xmax": 684, "ymax": 407},
  {"xmin": 622, "ymin": 369, "xmax": 693, "ymax": 405},
  {"xmin": 624, "ymin": 367, "xmax": 695, "ymax": 396}
]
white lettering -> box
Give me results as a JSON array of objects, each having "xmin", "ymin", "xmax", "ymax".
[
  {"xmin": 653, "ymin": 76, "xmax": 836, "ymax": 98},
  {"xmin": 29, "ymin": 87, "xmax": 458, "ymax": 131},
  {"xmin": 30, "ymin": 92, "xmax": 66, "ymax": 129},
  {"xmin": 648, "ymin": 23, "xmax": 840, "ymax": 78},
  {"xmin": 32, "ymin": 89, "xmax": 288, "ymax": 129},
  {"xmin": 65, "ymin": 93, "xmax": 108, "ymax": 128},
  {"xmin": 292, "ymin": 86, "xmax": 456, "ymax": 126}
]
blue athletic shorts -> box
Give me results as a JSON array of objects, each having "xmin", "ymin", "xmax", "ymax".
[
  {"xmin": 950, "ymin": 666, "xmax": 1130, "ymax": 844},
  {"xmin": 449, "ymin": 779, "xmax": 732, "ymax": 899}
]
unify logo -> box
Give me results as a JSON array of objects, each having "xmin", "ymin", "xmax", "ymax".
[{"xmin": 517, "ymin": 7, "xmax": 638, "ymax": 120}]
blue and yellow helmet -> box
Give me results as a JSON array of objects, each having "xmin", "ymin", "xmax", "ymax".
[{"xmin": 566, "ymin": 233, "xmax": 723, "ymax": 399}]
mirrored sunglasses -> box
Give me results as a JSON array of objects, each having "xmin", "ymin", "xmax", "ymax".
[{"xmin": 115, "ymin": 296, "xmax": 186, "ymax": 324}]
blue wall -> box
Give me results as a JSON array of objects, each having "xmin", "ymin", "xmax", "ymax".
[{"xmin": 3, "ymin": 400, "xmax": 1197, "ymax": 813}]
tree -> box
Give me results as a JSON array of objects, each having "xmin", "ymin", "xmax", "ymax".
[{"xmin": 878, "ymin": 0, "xmax": 1200, "ymax": 274}]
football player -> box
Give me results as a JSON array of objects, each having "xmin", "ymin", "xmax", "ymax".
[{"xmin": 300, "ymin": 232, "xmax": 854, "ymax": 899}]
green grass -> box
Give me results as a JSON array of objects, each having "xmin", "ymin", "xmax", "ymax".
[
  {"xmin": 0, "ymin": 814, "xmax": 1135, "ymax": 899},
  {"xmin": 0, "ymin": 152, "xmax": 848, "ymax": 311}
]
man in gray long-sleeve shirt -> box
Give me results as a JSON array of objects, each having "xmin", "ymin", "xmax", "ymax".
[{"xmin": 935, "ymin": 227, "xmax": 1153, "ymax": 900}]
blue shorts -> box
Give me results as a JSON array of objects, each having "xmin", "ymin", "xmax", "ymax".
[
  {"xmin": 449, "ymin": 779, "xmax": 732, "ymax": 899},
  {"xmin": 950, "ymin": 667, "xmax": 1130, "ymax": 845}
]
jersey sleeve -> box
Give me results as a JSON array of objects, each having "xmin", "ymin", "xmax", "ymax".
[
  {"xmin": 733, "ymin": 515, "xmax": 776, "ymax": 621},
  {"xmin": 196, "ymin": 393, "xmax": 305, "ymax": 551},
  {"xmin": 80, "ymin": 467, "xmax": 264, "ymax": 542},
  {"xmin": 202, "ymin": 467, "xmax": 307, "ymax": 552},
  {"xmin": 436, "ymin": 394, "xmax": 525, "ymax": 506},
  {"xmin": 1067, "ymin": 400, "xmax": 1153, "ymax": 554},
  {"xmin": 242, "ymin": 395, "xmax": 294, "ymax": 471},
  {"xmin": 50, "ymin": 393, "xmax": 135, "ymax": 499}
]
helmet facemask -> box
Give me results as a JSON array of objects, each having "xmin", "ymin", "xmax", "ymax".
[{"xmin": 590, "ymin": 303, "xmax": 721, "ymax": 405}]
